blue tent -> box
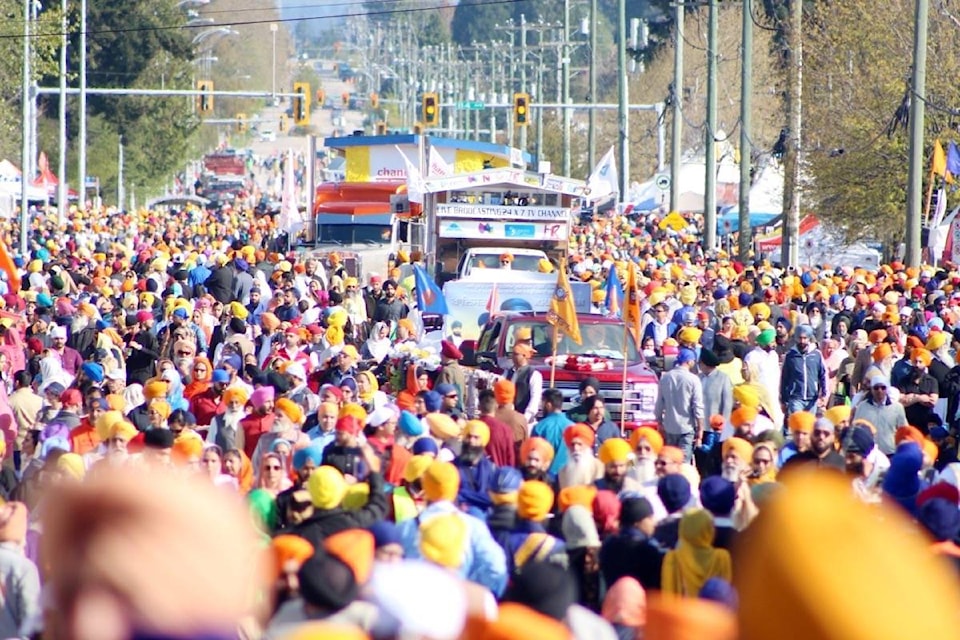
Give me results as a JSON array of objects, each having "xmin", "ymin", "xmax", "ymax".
[{"xmin": 716, "ymin": 208, "xmax": 780, "ymax": 234}]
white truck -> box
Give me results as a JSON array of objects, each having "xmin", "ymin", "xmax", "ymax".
[{"xmin": 456, "ymin": 247, "xmax": 551, "ymax": 279}]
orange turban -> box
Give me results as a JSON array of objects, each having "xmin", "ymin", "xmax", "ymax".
[
  {"xmin": 494, "ymin": 379, "xmax": 516, "ymax": 404},
  {"xmin": 558, "ymin": 485, "xmax": 598, "ymax": 512},
  {"xmin": 911, "ymin": 348, "xmax": 933, "ymax": 368},
  {"xmin": 722, "ymin": 437, "xmax": 754, "ymax": 462},
  {"xmin": 787, "ymin": 411, "xmax": 816, "ymax": 434},
  {"xmin": 223, "ymin": 387, "xmax": 249, "ymax": 406},
  {"xmin": 659, "ymin": 446, "xmax": 685, "ymax": 464},
  {"xmin": 564, "ymin": 424, "xmax": 595, "ymax": 449},
  {"xmin": 270, "ymin": 535, "xmax": 315, "ymax": 582},
  {"xmin": 171, "ymin": 434, "xmax": 203, "ymax": 464},
  {"xmin": 519, "ymin": 437, "xmax": 555, "ymax": 465},
  {"xmin": 894, "ymin": 425, "xmax": 925, "ymax": 447},
  {"xmin": 730, "ymin": 406, "xmax": 758, "ymax": 427},
  {"xmin": 324, "ymin": 529, "xmax": 374, "ymax": 585},
  {"xmin": 868, "ymin": 329, "xmax": 887, "ymax": 344},
  {"xmin": 630, "ymin": 426, "xmax": 664, "ymax": 454},
  {"xmin": 872, "ymin": 343, "xmax": 893, "ymax": 363}
]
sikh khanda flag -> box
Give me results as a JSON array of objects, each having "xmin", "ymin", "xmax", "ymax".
[
  {"xmin": 413, "ymin": 264, "xmax": 449, "ymax": 315},
  {"xmin": 547, "ymin": 259, "xmax": 582, "ymax": 345},
  {"xmin": 623, "ymin": 262, "xmax": 642, "ymax": 336}
]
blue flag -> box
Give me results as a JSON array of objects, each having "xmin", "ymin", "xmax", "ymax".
[
  {"xmin": 947, "ymin": 141, "xmax": 960, "ymax": 182},
  {"xmin": 413, "ymin": 264, "xmax": 449, "ymax": 315},
  {"xmin": 604, "ymin": 267, "xmax": 623, "ymax": 315}
]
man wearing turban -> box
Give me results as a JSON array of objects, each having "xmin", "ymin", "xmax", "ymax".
[
  {"xmin": 596, "ymin": 438, "xmax": 639, "ymax": 494},
  {"xmin": 519, "ymin": 437, "xmax": 555, "ymax": 483},
  {"xmin": 558, "ymin": 425, "xmax": 604, "ymax": 489}
]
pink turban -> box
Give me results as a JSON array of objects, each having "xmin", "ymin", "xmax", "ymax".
[{"xmin": 250, "ymin": 386, "xmax": 275, "ymax": 410}]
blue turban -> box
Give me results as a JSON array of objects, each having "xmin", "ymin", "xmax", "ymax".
[
  {"xmin": 422, "ymin": 391, "xmax": 442, "ymax": 413},
  {"xmin": 412, "ymin": 437, "xmax": 439, "ymax": 456},
  {"xmin": 292, "ymin": 444, "xmax": 325, "ymax": 470},
  {"xmin": 398, "ymin": 410, "xmax": 423, "ymax": 437},
  {"xmin": 368, "ymin": 520, "xmax": 403, "ymax": 549},
  {"xmin": 80, "ymin": 362, "xmax": 104, "ymax": 384}
]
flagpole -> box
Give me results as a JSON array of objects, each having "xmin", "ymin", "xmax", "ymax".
[
  {"xmin": 924, "ymin": 170, "xmax": 936, "ymax": 227},
  {"xmin": 619, "ymin": 320, "xmax": 629, "ymax": 436},
  {"xmin": 550, "ymin": 328, "xmax": 559, "ymax": 387}
]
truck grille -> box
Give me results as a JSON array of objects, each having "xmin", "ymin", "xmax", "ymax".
[{"xmin": 551, "ymin": 380, "xmax": 659, "ymax": 426}]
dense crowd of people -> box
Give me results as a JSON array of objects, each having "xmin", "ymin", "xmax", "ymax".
[{"xmin": 0, "ymin": 203, "xmax": 957, "ymax": 639}]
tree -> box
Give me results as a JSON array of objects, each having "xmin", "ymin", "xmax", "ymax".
[{"xmin": 802, "ymin": 0, "xmax": 960, "ymax": 244}]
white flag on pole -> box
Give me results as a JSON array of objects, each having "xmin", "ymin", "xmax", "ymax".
[
  {"xmin": 396, "ymin": 146, "xmax": 424, "ymax": 204},
  {"xmin": 428, "ymin": 146, "xmax": 453, "ymax": 177},
  {"xmin": 585, "ymin": 146, "xmax": 619, "ymax": 203}
]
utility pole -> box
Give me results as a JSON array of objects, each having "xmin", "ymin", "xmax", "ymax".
[
  {"xmin": 738, "ymin": 0, "xmax": 753, "ymax": 260},
  {"xmin": 117, "ymin": 135, "xmax": 124, "ymax": 210},
  {"xmin": 508, "ymin": 35, "xmax": 516, "ymax": 147},
  {"xmin": 536, "ymin": 29, "xmax": 545, "ymax": 164},
  {"xmin": 780, "ymin": 0, "xmax": 803, "ymax": 268},
  {"xmin": 562, "ymin": 0, "xmax": 572, "ymax": 176},
  {"xmin": 588, "ymin": 0, "xmax": 598, "ymax": 169},
  {"xmin": 78, "ymin": 0, "xmax": 87, "ymax": 210},
  {"xmin": 670, "ymin": 1, "xmax": 683, "ymax": 213},
  {"xmin": 57, "ymin": 0, "xmax": 68, "ymax": 222},
  {"xmin": 520, "ymin": 14, "xmax": 528, "ymax": 153},
  {"xmin": 20, "ymin": 0, "xmax": 30, "ymax": 256},
  {"xmin": 905, "ymin": 0, "xmax": 929, "ymax": 267},
  {"xmin": 616, "ymin": 0, "xmax": 629, "ymax": 197},
  {"xmin": 703, "ymin": 0, "xmax": 718, "ymax": 251}
]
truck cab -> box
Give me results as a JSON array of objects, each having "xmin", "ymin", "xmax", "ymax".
[
  {"xmin": 470, "ymin": 313, "xmax": 660, "ymax": 432},
  {"xmin": 457, "ymin": 247, "xmax": 550, "ymax": 279}
]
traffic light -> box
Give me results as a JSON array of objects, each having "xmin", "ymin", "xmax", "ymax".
[
  {"xmin": 370, "ymin": 93, "xmax": 379, "ymax": 109},
  {"xmin": 279, "ymin": 113, "xmax": 289, "ymax": 133},
  {"xmin": 376, "ymin": 121, "xmax": 387, "ymax": 135},
  {"xmin": 293, "ymin": 82, "xmax": 310, "ymax": 126},
  {"xmin": 513, "ymin": 92, "xmax": 529, "ymax": 126},
  {"xmin": 236, "ymin": 113, "xmax": 247, "ymax": 133},
  {"xmin": 197, "ymin": 80, "xmax": 214, "ymax": 115},
  {"xmin": 422, "ymin": 92, "xmax": 439, "ymax": 127}
]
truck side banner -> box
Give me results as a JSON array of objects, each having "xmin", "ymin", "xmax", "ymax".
[{"xmin": 442, "ymin": 279, "xmax": 592, "ymax": 341}]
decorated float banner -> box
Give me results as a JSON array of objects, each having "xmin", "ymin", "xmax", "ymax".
[{"xmin": 442, "ymin": 279, "xmax": 592, "ymax": 341}]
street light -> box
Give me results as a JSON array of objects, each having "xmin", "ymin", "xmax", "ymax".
[
  {"xmin": 192, "ymin": 27, "xmax": 237, "ymax": 47},
  {"xmin": 270, "ymin": 23, "xmax": 278, "ymax": 97}
]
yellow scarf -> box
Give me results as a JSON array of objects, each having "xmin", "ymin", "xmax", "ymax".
[
  {"xmin": 662, "ymin": 509, "xmax": 732, "ymax": 597},
  {"xmin": 357, "ymin": 370, "xmax": 378, "ymax": 404}
]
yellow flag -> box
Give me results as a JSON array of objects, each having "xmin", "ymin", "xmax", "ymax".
[
  {"xmin": 932, "ymin": 139, "xmax": 947, "ymax": 178},
  {"xmin": 547, "ymin": 258, "xmax": 582, "ymax": 345},
  {"xmin": 622, "ymin": 262, "xmax": 642, "ymax": 336}
]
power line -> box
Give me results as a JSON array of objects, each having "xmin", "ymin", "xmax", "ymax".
[{"xmin": 0, "ymin": 0, "xmax": 529, "ymax": 41}]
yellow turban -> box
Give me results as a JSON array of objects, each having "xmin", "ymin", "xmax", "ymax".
[
  {"xmin": 228, "ymin": 302, "xmax": 248, "ymax": 320},
  {"xmin": 57, "ymin": 453, "xmax": 86, "ymax": 481},
  {"xmin": 598, "ymin": 438, "xmax": 632, "ymax": 465},
  {"xmin": 419, "ymin": 514, "xmax": 466, "ymax": 569},
  {"xmin": 926, "ymin": 332, "xmax": 948, "ymax": 351},
  {"xmin": 736, "ymin": 471, "xmax": 960, "ymax": 639},
  {"xmin": 749, "ymin": 302, "xmax": 771, "ymax": 320},
  {"xmin": 677, "ymin": 326, "xmax": 703, "ymax": 345},
  {"xmin": 307, "ymin": 466, "xmax": 348, "ymax": 510},
  {"xmin": 722, "ymin": 437, "xmax": 754, "ymax": 463},
  {"xmin": 517, "ymin": 480, "xmax": 555, "ymax": 522},
  {"xmin": 630, "ymin": 426, "xmax": 664, "ymax": 454},
  {"xmin": 733, "ymin": 385, "xmax": 761, "ymax": 409},
  {"xmin": 823, "ymin": 405, "xmax": 851, "ymax": 426},
  {"xmin": 422, "ymin": 461, "xmax": 460, "ymax": 503},
  {"xmin": 143, "ymin": 380, "xmax": 169, "ymax": 400},
  {"xmin": 424, "ymin": 413, "xmax": 459, "ymax": 441},
  {"xmin": 462, "ymin": 420, "xmax": 491, "ymax": 447}
]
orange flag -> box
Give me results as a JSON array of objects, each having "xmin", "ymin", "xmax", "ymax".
[
  {"xmin": 547, "ymin": 258, "xmax": 582, "ymax": 345},
  {"xmin": 622, "ymin": 262, "xmax": 641, "ymax": 337}
]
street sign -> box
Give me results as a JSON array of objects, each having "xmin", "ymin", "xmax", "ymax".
[
  {"xmin": 655, "ymin": 173, "xmax": 670, "ymax": 191},
  {"xmin": 456, "ymin": 101, "xmax": 485, "ymax": 110}
]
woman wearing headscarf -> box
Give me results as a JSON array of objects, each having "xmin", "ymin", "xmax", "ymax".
[
  {"xmin": 362, "ymin": 321, "xmax": 392, "ymax": 364},
  {"xmin": 161, "ymin": 368, "xmax": 190, "ymax": 413},
  {"xmin": 183, "ymin": 356, "xmax": 212, "ymax": 400},
  {"xmin": 223, "ymin": 448, "xmax": 254, "ymax": 493},
  {"xmin": 602, "ymin": 577, "xmax": 646, "ymax": 640},
  {"xmin": 257, "ymin": 452, "xmax": 293, "ymax": 497},
  {"xmin": 661, "ymin": 509, "xmax": 732, "ymax": 597},
  {"xmin": 749, "ymin": 441, "xmax": 778, "ymax": 486},
  {"xmin": 356, "ymin": 370, "xmax": 388, "ymax": 414}
]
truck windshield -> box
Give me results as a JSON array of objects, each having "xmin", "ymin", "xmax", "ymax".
[
  {"xmin": 470, "ymin": 254, "xmax": 543, "ymax": 272},
  {"xmin": 317, "ymin": 224, "xmax": 391, "ymax": 245},
  {"xmin": 505, "ymin": 321, "xmax": 639, "ymax": 360}
]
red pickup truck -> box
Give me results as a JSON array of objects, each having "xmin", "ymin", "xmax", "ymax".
[{"xmin": 466, "ymin": 312, "xmax": 661, "ymax": 432}]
